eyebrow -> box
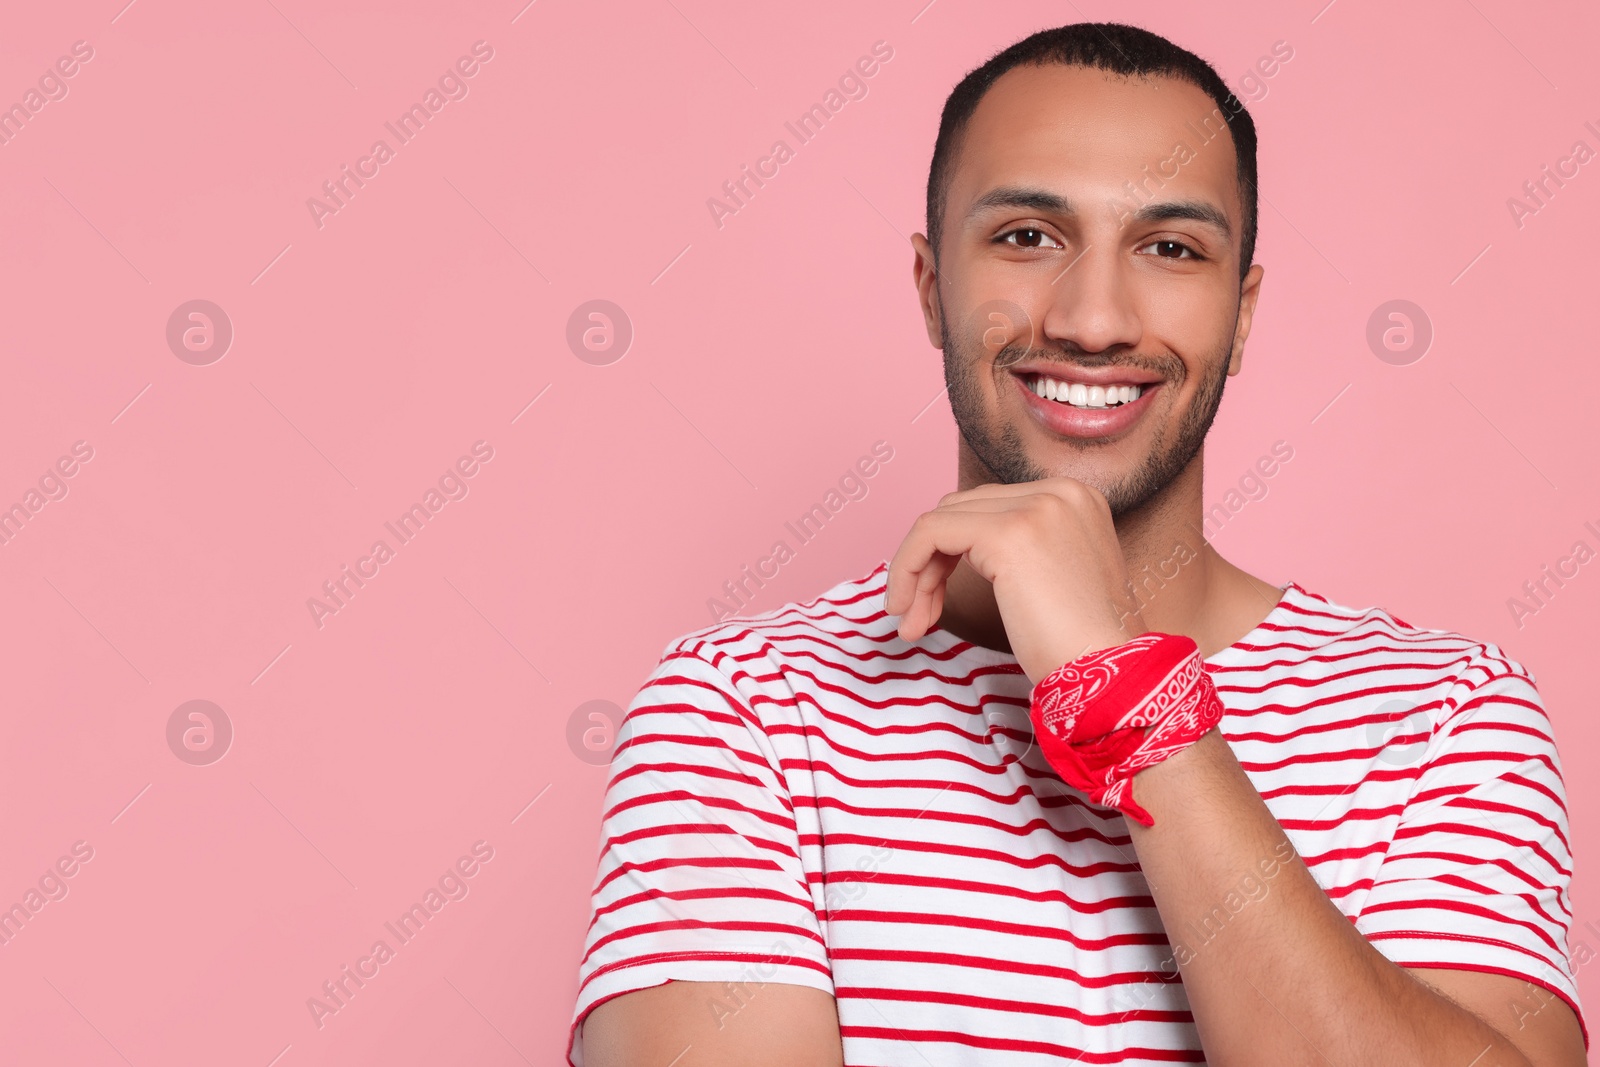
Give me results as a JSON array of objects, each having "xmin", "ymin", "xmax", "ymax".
[{"xmin": 965, "ymin": 185, "xmax": 1233, "ymax": 244}]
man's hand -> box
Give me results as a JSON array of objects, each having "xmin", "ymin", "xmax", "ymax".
[{"xmin": 885, "ymin": 477, "xmax": 1146, "ymax": 682}]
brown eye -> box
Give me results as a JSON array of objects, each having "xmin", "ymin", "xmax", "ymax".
[
  {"xmin": 1138, "ymin": 239, "xmax": 1198, "ymax": 259},
  {"xmin": 1000, "ymin": 228, "xmax": 1062, "ymax": 249}
]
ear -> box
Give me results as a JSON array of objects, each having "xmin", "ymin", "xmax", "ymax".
[
  {"xmin": 911, "ymin": 232, "xmax": 943, "ymax": 348},
  {"xmin": 1227, "ymin": 262, "xmax": 1265, "ymax": 376}
]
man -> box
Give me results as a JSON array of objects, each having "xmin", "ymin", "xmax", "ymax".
[{"xmin": 569, "ymin": 22, "xmax": 1587, "ymax": 1066}]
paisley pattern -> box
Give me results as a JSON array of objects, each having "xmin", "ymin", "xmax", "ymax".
[{"xmin": 1028, "ymin": 632, "xmax": 1224, "ymax": 826}]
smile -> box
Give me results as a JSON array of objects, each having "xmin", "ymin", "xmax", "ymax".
[
  {"xmin": 1022, "ymin": 372, "xmax": 1143, "ymax": 409},
  {"xmin": 1011, "ymin": 371, "xmax": 1161, "ymax": 440}
]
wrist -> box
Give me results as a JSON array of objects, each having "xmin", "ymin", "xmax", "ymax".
[
  {"xmin": 1029, "ymin": 636, "xmax": 1225, "ymax": 827},
  {"xmin": 1063, "ymin": 621, "xmax": 1150, "ymax": 667},
  {"xmin": 1124, "ymin": 728, "xmax": 1231, "ymax": 829}
]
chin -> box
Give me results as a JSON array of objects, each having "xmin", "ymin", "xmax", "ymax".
[{"xmin": 1032, "ymin": 450, "xmax": 1131, "ymax": 492}]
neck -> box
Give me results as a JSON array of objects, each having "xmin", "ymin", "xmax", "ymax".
[{"xmin": 932, "ymin": 446, "xmax": 1285, "ymax": 661}]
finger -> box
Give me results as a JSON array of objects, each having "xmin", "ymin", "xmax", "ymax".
[
  {"xmin": 944, "ymin": 478, "xmax": 1106, "ymax": 524},
  {"xmin": 937, "ymin": 476, "xmax": 1087, "ymax": 506},
  {"xmin": 899, "ymin": 552, "xmax": 959, "ymax": 640},
  {"xmin": 932, "ymin": 496, "xmax": 1054, "ymax": 516},
  {"xmin": 887, "ymin": 510, "xmax": 997, "ymax": 637},
  {"xmin": 934, "ymin": 482, "xmax": 1033, "ymax": 510},
  {"xmin": 886, "ymin": 509, "xmax": 976, "ymax": 614},
  {"xmin": 892, "ymin": 549, "xmax": 953, "ymax": 638}
]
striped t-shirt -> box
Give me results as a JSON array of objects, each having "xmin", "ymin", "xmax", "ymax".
[{"xmin": 570, "ymin": 559, "xmax": 1586, "ymax": 1064}]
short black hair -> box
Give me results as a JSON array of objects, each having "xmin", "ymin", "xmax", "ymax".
[{"xmin": 925, "ymin": 22, "xmax": 1259, "ymax": 283}]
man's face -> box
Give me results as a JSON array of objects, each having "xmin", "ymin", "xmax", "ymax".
[{"xmin": 915, "ymin": 64, "xmax": 1263, "ymax": 517}]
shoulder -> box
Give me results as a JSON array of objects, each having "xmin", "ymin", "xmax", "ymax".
[
  {"xmin": 654, "ymin": 558, "xmax": 901, "ymax": 675},
  {"xmin": 620, "ymin": 560, "xmax": 903, "ymax": 739},
  {"xmin": 1265, "ymin": 582, "xmax": 1538, "ymax": 681},
  {"xmin": 607, "ymin": 562, "xmax": 904, "ymax": 807},
  {"xmin": 1276, "ymin": 583, "xmax": 1554, "ymax": 745}
]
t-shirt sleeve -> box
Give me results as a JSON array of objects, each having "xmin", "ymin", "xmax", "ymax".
[
  {"xmin": 567, "ymin": 641, "xmax": 833, "ymax": 1066},
  {"xmin": 1354, "ymin": 648, "xmax": 1587, "ymax": 1048}
]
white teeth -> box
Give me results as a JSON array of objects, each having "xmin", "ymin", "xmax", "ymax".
[{"xmin": 1029, "ymin": 375, "xmax": 1144, "ymax": 409}]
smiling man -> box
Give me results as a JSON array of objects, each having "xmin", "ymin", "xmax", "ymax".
[{"xmin": 569, "ymin": 22, "xmax": 1587, "ymax": 1066}]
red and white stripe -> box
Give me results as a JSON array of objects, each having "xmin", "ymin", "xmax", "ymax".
[{"xmin": 569, "ymin": 561, "xmax": 1586, "ymax": 1064}]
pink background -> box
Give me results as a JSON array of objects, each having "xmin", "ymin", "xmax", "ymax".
[{"xmin": 0, "ymin": 0, "xmax": 1595, "ymax": 1062}]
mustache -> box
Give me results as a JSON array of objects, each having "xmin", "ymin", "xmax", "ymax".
[
  {"xmin": 990, "ymin": 345, "xmax": 1027, "ymax": 372},
  {"xmin": 952, "ymin": 299, "xmax": 1177, "ymax": 378},
  {"xmin": 989, "ymin": 343, "xmax": 1168, "ymax": 379}
]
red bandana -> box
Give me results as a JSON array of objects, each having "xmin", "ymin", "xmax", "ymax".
[{"xmin": 1029, "ymin": 632, "xmax": 1224, "ymax": 826}]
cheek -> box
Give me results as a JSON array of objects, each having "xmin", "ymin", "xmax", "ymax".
[
  {"xmin": 1142, "ymin": 291, "xmax": 1229, "ymax": 353},
  {"xmin": 1143, "ymin": 304, "xmax": 1234, "ymax": 392}
]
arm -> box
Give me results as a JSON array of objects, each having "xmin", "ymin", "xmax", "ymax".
[
  {"xmin": 878, "ymin": 478, "xmax": 1585, "ymax": 1064},
  {"xmin": 1124, "ymin": 727, "xmax": 1585, "ymax": 1066},
  {"xmin": 568, "ymin": 646, "xmax": 842, "ymax": 1065},
  {"xmin": 584, "ymin": 981, "xmax": 843, "ymax": 1067}
]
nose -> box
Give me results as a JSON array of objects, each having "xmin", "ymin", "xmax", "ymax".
[{"xmin": 1036, "ymin": 243, "xmax": 1143, "ymax": 357}]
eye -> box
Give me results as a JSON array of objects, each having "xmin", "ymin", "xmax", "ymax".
[
  {"xmin": 1137, "ymin": 238, "xmax": 1202, "ymax": 260},
  {"xmin": 997, "ymin": 227, "xmax": 1064, "ymax": 250}
]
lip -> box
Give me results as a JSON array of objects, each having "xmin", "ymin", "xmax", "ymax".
[{"xmin": 1012, "ymin": 371, "xmax": 1160, "ymax": 440}]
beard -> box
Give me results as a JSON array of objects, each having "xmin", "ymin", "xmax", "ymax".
[{"xmin": 940, "ymin": 296, "xmax": 1235, "ymax": 519}]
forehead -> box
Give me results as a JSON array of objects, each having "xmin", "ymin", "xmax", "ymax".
[{"xmin": 950, "ymin": 63, "xmax": 1240, "ymax": 222}]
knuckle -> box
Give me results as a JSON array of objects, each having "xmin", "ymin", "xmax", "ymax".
[
  {"xmin": 1056, "ymin": 478, "xmax": 1105, "ymax": 514},
  {"xmin": 1058, "ymin": 478, "xmax": 1092, "ymax": 503},
  {"xmin": 1036, "ymin": 491, "xmax": 1073, "ymax": 519}
]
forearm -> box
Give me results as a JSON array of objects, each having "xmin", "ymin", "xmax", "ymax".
[{"xmin": 1124, "ymin": 729, "xmax": 1534, "ymax": 1067}]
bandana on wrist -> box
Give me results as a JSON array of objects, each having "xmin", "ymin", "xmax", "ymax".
[{"xmin": 1028, "ymin": 632, "xmax": 1224, "ymax": 827}]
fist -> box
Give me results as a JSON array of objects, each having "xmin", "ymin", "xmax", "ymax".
[{"xmin": 885, "ymin": 477, "xmax": 1149, "ymax": 683}]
